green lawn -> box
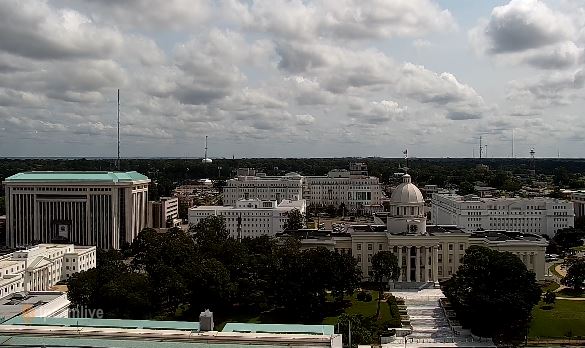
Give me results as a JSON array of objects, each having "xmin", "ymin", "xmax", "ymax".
[
  {"xmin": 322, "ymin": 292, "xmax": 389, "ymax": 325},
  {"xmin": 557, "ymin": 288, "xmax": 585, "ymax": 298},
  {"xmin": 529, "ymin": 300, "xmax": 585, "ymax": 338},
  {"xmin": 540, "ymin": 281, "xmax": 560, "ymax": 293},
  {"xmin": 548, "ymin": 264, "xmax": 563, "ymax": 278}
]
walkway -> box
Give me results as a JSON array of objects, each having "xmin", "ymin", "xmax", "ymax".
[{"xmin": 381, "ymin": 289, "xmax": 494, "ymax": 348}]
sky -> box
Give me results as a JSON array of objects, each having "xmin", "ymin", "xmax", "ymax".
[{"xmin": 0, "ymin": 0, "xmax": 584, "ymax": 158}]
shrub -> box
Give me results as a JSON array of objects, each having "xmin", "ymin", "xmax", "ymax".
[
  {"xmin": 356, "ymin": 291, "xmax": 367, "ymax": 301},
  {"xmin": 364, "ymin": 292, "xmax": 373, "ymax": 302},
  {"xmin": 387, "ymin": 295, "xmax": 402, "ymax": 328}
]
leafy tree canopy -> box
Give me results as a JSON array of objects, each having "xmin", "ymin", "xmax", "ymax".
[{"xmin": 443, "ymin": 246, "xmax": 540, "ymax": 343}]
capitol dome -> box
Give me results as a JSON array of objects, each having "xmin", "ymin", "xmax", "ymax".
[{"xmin": 390, "ymin": 174, "xmax": 424, "ymax": 204}]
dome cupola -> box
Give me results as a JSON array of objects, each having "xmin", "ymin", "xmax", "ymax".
[{"xmin": 390, "ymin": 174, "xmax": 424, "ymax": 204}]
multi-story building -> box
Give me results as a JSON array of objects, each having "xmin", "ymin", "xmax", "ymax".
[
  {"xmin": 570, "ymin": 190, "xmax": 585, "ymax": 219},
  {"xmin": 148, "ymin": 197, "xmax": 179, "ymax": 228},
  {"xmin": 431, "ymin": 193, "xmax": 574, "ymax": 236},
  {"xmin": 0, "ymin": 244, "xmax": 96, "ymax": 298},
  {"xmin": 288, "ymin": 174, "xmax": 548, "ymax": 285},
  {"xmin": 3, "ymin": 171, "xmax": 150, "ymax": 249},
  {"xmin": 224, "ymin": 164, "xmax": 383, "ymax": 214},
  {"xmin": 304, "ymin": 163, "xmax": 383, "ymax": 213},
  {"xmin": 223, "ymin": 172, "xmax": 304, "ymax": 206},
  {"xmin": 189, "ymin": 199, "xmax": 306, "ymax": 238}
]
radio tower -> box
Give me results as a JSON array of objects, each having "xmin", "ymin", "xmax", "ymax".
[
  {"xmin": 530, "ymin": 148, "xmax": 536, "ymax": 174},
  {"xmin": 479, "ymin": 136, "xmax": 483, "ymax": 159},
  {"xmin": 116, "ymin": 89, "xmax": 120, "ymax": 170}
]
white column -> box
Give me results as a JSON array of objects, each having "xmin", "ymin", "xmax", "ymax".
[
  {"xmin": 432, "ymin": 246, "xmax": 439, "ymax": 282},
  {"xmin": 424, "ymin": 247, "xmax": 430, "ymax": 282},
  {"xmin": 415, "ymin": 246, "xmax": 421, "ymax": 282},
  {"xmin": 398, "ymin": 246, "xmax": 403, "ymax": 282},
  {"xmin": 406, "ymin": 247, "xmax": 411, "ymax": 282}
]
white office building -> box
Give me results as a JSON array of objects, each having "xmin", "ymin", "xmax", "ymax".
[
  {"xmin": 304, "ymin": 163, "xmax": 383, "ymax": 213},
  {"xmin": 189, "ymin": 199, "xmax": 306, "ymax": 238},
  {"xmin": 223, "ymin": 172, "xmax": 304, "ymax": 206},
  {"xmin": 3, "ymin": 171, "xmax": 150, "ymax": 249},
  {"xmin": 147, "ymin": 197, "xmax": 180, "ymax": 228},
  {"xmin": 224, "ymin": 163, "xmax": 383, "ymax": 213},
  {"xmin": 431, "ymin": 193, "xmax": 574, "ymax": 236},
  {"xmin": 0, "ymin": 244, "xmax": 96, "ymax": 298}
]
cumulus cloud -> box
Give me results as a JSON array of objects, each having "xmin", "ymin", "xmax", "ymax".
[
  {"xmin": 507, "ymin": 69, "xmax": 585, "ymax": 106},
  {"xmin": 0, "ymin": 0, "xmax": 124, "ymax": 60},
  {"xmin": 348, "ymin": 100, "xmax": 407, "ymax": 124},
  {"xmin": 225, "ymin": 0, "xmax": 455, "ymax": 41},
  {"xmin": 469, "ymin": 0, "xmax": 583, "ymax": 69}
]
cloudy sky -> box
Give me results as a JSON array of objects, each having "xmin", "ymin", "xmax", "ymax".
[{"xmin": 0, "ymin": 0, "xmax": 584, "ymax": 158}]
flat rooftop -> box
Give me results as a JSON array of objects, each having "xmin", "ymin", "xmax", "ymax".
[
  {"xmin": 222, "ymin": 323, "xmax": 334, "ymax": 335},
  {"xmin": 0, "ymin": 292, "xmax": 66, "ymax": 323},
  {"xmin": 2, "ymin": 316, "xmax": 200, "ymax": 331},
  {"xmin": 4, "ymin": 171, "xmax": 149, "ymax": 183}
]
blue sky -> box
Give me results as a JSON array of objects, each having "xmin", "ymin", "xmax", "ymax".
[{"xmin": 0, "ymin": 0, "xmax": 584, "ymax": 158}]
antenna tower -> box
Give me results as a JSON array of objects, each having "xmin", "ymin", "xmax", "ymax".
[
  {"xmin": 117, "ymin": 89, "xmax": 120, "ymax": 170},
  {"xmin": 479, "ymin": 136, "xmax": 483, "ymax": 159}
]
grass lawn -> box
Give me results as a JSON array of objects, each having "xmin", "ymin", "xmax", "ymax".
[
  {"xmin": 321, "ymin": 292, "xmax": 390, "ymax": 325},
  {"xmin": 548, "ymin": 264, "xmax": 563, "ymax": 278},
  {"xmin": 529, "ymin": 300, "xmax": 585, "ymax": 338},
  {"xmin": 557, "ymin": 288, "xmax": 585, "ymax": 298},
  {"xmin": 540, "ymin": 281, "xmax": 560, "ymax": 293}
]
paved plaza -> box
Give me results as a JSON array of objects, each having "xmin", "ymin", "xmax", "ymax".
[{"xmin": 381, "ymin": 289, "xmax": 495, "ymax": 348}]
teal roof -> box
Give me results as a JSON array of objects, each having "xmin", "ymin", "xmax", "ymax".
[
  {"xmin": 0, "ymin": 336, "xmax": 304, "ymax": 348},
  {"xmin": 1, "ymin": 317, "xmax": 198, "ymax": 331},
  {"xmin": 222, "ymin": 323, "xmax": 334, "ymax": 335},
  {"xmin": 4, "ymin": 171, "xmax": 149, "ymax": 183}
]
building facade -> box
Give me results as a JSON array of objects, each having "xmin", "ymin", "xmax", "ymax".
[
  {"xmin": 0, "ymin": 244, "xmax": 96, "ymax": 298},
  {"xmin": 223, "ymin": 172, "xmax": 304, "ymax": 206},
  {"xmin": 431, "ymin": 193, "xmax": 574, "ymax": 237},
  {"xmin": 303, "ymin": 163, "xmax": 383, "ymax": 213},
  {"xmin": 147, "ymin": 197, "xmax": 179, "ymax": 228},
  {"xmin": 189, "ymin": 199, "xmax": 306, "ymax": 238},
  {"xmin": 3, "ymin": 172, "xmax": 150, "ymax": 249},
  {"xmin": 570, "ymin": 191, "xmax": 585, "ymax": 219},
  {"xmin": 224, "ymin": 163, "xmax": 383, "ymax": 214},
  {"xmin": 293, "ymin": 174, "xmax": 548, "ymax": 284}
]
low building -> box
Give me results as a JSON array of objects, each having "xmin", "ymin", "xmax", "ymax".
[
  {"xmin": 285, "ymin": 174, "xmax": 548, "ymax": 284},
  {"xmin": 0, "ymin": 315, "xmax": 340, "ymax": 348},
  {"xmin": 0, "ymin": 291, "xmax": 70, "ymax": 323},
  {"xmin": 3, "ymin": 171, "xmax": 150, "ymax": 249},
  {"xmin": 0, "ymin": 244, "xmax": 96, "ymax": 298},
  {"xmin": 223, "ymin": 172, "xmax": 304, "ymax": 206},
  {"xmin": 147, "ymin": 197, "xmax": 180, "ymax": 228},
  {"xmin": 431, "ymin": 192, "xmax": 574, "ymax": 236},
  {"xmin": 189, "ymin": 199, "xmax": 306, "ymax": 238}
]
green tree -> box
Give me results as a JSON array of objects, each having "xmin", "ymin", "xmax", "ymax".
[
  {"xmin": 552, "ymin": 228, "xmax": 585, "ymax": 253},
  {"xmin": 371, "ymin": 251, "xmax": 400, "ymax": 319},
  {"xmin": 283, "ymin": 208, "xmax": 305, "ymax": 231},
  {"xmin": 443, "ymin": 246, "xmax": 540, "ymax": 343},
  {"xmin": 336, "ymin": 314, "xmax": 376, "ymax": 347},
  {"xmin": 0, "ymin": 196, "xmax": 5, "ymax": 215},
  {"xmin": 561, "ymin": 259, "xmax": 585, "ymax": 292},
  {"xmin": 543, "ymin": 290, "xmax": 556, "ymax": 306}
]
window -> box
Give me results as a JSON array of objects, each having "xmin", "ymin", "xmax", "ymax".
[
  {"xmin": 448, "ymin": 244, "xmax": 453, "ymax": 251},
  {"xmin": 367, "ymin": 244, "xmax": 373, "ymax": 251},
  {"xmin": 459, "ymin": 244, "xmax": 464, "ymax": 251},
  {"xmin": 357, "ymin": 243, "xmax": 362, "ymax": 251},
  {"xmin": 378, "ymin": 244, "xmax": 383, "ymax": 251},
  {"xmin": 357, "ymin": 255, "xmax": 362, "ymax": 262}
]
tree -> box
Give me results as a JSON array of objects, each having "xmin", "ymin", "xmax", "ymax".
[
  {"xmin": 443, "ymin": 246, "xmax": 540, "ymax": 343},
  {"xmin": 552, "ymin": 228, "xmax": 585, "ymax": 253},
  {"xmin": 371, "ymin": 251, "xmax": 400, "ymax": 319},
  {"xmin": 336, "ymin": 314, "xmax": 376, "ymax": 347},
  {"xmin": 283, "ymin": 208, "xmax": 304, "ymax": 231},
  {"xmin": 561, "ymin": 259, "xmax": 585, "ymax": 292},
  {"xmin": 543, "ymin": 290, "xmax": 556, "ymax": 306},
  {"xmin": 0, "ymin": 196, "xmax": 5, "ymax": 215}
]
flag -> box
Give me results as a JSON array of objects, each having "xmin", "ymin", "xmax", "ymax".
[{"xmin": 403, "ymin": 149, "xmax": 408, "ymax": 159}]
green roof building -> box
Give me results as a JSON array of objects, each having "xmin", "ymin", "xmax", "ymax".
[{"xmin": 3, "ymin": 171, "xmax": 150, "ymax": 249}]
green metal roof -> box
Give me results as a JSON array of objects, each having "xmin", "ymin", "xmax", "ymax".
[
  {"xmin": 1, "ymin": 317, "xmax": 199, "ymax": 331},
  {"xmin": 222, "ymin": 323, "xmax": 334, "ymax": 335},
  {"xmin": 0, "ymin": 335, "xmax": 303, "ymax": 348},
  {"xmin": 4, "ymin": 171, "xmax": 149, "ymax": 183}
]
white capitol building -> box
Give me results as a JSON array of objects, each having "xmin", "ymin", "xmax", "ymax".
[{"xmin": 294, "ymin": 174, "xmax": 548, "ymax": 285}]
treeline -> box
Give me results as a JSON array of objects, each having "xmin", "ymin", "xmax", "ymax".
[
  {"xmin": 67, "ymin": 216, "xmax": 361, "ymax": 323},
  {"xmin": 2, "ymin": 158, "xmax": 585, "ymax": 200}
]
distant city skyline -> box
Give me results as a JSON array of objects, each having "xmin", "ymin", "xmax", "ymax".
[{"xmin": 0, "ymin": 0, "xmax": 584, "ymax": 158}]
